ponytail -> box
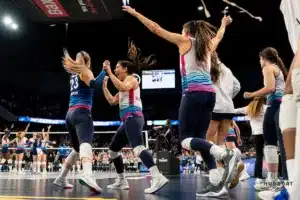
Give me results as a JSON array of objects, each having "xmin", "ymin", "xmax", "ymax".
[
  {"xmin": 118, "ymin": 41, "xmax": 156, "ymax": 74},
  {"xmin": 194, "ymin": 21, "xmax": 217, "ymax": 64},
  {"xmin": 210, "ymin": 52, "xmax": 221, "ymax": 83},
  {"xmin": 276, "ymin": 56, "xmax": 288, "ymax": 80}
]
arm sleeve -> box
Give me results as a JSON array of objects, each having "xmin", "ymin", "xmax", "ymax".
[{"xmin": 234, "ymin": 106, "xmax": 247, "ymax": 115}]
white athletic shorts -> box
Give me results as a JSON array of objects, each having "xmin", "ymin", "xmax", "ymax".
[{"xmin": 279, "ymin": 94, "xmax": 297, "ymax": 130}]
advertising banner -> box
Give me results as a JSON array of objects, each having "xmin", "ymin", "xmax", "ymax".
[{"xmin": 14, "ymin": 0, "xmax": 124, "ymax": 22}]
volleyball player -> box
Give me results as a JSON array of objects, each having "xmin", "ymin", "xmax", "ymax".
[
  {"xmin": 258, "ymin": 36, "xmax": 300, "ymax": 200},
  {"xmin": 53, "ymin": 50, "xmax": 105, "ymax": 193},
  {"xmin": 0, "ymin": 124, "xmax": 14, "ymax": 172},
  {"xmin": 9, "ymin": 123, "xmax": 30, "ymax": 174},
  {"xmin": 102, "ymin": 42, "xmax": 168, "ymax": 194},
  {"xmin": 235, "ymin": 97, "xmax": 267, "ymax": 185},
  {"xmin": 41, "ymin": 126, "xmax": 56, "ymax": 174},
  {"xmin": 123, "ymin": 6, "xmax": 239, "ymax": 197},
  {"xmin": 244, "ymin": 47, "xmax": 288, "ymax": 191},
  {"xmin": 208, "ymin": 52, "xmax": 245, "ymax": 188},
  {"xmin": 207, "ymin": 53, "xmax": 240, "ymax": 147}
]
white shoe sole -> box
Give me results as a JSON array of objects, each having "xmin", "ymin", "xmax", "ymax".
[
  {"xmin": 78, "ymin": 177, "xmax": 102, "ymax": 193},
  {"xmin": 144, "ymin": 177, "xmax": 169, "ymax": 194},
  {"xmin": 53, "ymin": 180, "xmax": 73, "ymax": 189},
  {"xmin": 196, "ymin": 187, "xmax": 228, "ymax": 197}
]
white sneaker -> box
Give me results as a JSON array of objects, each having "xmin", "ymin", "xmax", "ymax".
[
  {"xmin": 254, "ymin": 179, "xmax": 280, "ymax": 191},
  {"xmin": 239, "ymin": 170, "xmax": 250, "ymax": 181},
  {"xmin": 78, "ymin": 174, "xmax": 102, "ymax": 193},
  {"xmin": 255, "ymin": 178, "xmax": 265, "ymax": 185},
  {"xmin": 107, "ymin": 179, "xmax": 129, "ymax": 190},
  {"xmin": 144, "ymin": 174, "xmax": 169, "ymax": 194},
  {"xmin": 53, "ymin": 177, "xmax": 73, "ymax": 189},
  {"xmin": 258, "ymin": 186, "xmax": 285, "ymax": 200}
]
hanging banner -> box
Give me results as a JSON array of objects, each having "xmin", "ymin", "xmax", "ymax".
[
  {"xmin": 13, "ymin": 0, "xmax": 125, "ymax": 22},
  {"xmin": 280, "ymin": 0, "xmax": 300, "ymax": 53}
]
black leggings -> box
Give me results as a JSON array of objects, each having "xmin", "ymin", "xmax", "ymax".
[
  {"xmin": 179, "ymin": 91, "xmax": 216, "ymax": 169},
  {"xmin": 65, "ymin": 108, "xmax": 94, "ymax": 152},
  {"xmin": 254, "ymin": 134, "xmax": 264, "ymax": 179}
]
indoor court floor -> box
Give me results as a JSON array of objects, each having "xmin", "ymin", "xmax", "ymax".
[{"xmin": 0, "ymin": 172, "xmax": 258, "ymax": 200}]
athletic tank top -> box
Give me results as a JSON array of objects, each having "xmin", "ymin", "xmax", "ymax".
[
  {"xmin": 33, "ymin": 139, "xmax": 42, "ymax": 148},
  {"xmin": 266, "ymin": 66, "xmax": 285, "ymax": 104},
  {"xmin": 2, "ymin": 137, "xmax": 9, "ymax": 145},
  {"xmin": 69, "ymin": 74, "xmax": 94, "ymax": 108},
  {"xmin": 227, "ymin": 127, "xmax": 236, "ymax": 137},
  {"xmin": 16, "ymin": 137, "xmax": 27, "ymax": 146},
  {"xmin": 119, "ymin": 80, "xmax": 143, "ymax": 121},
  {"xmin": 180, "ymin": 37, "xmax": 215, "ymax": 94}
]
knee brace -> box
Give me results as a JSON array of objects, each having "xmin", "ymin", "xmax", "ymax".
[
  {"xmin": 7, "ymin": 159, "xmax": 12, "ymax": 165},
  {"xmin": 264, "ymin": 145, "xmax": 279, "ymax": 164},
  {"xmin": 133, "ymin": 145, "xmax": 147, "ymax": 157},
  {"xmin": 109, "ymin": 150, "xmax": 121, "ymax": 160},
  {"xmin": 79, "ymin": 143, "xmax": 93, "ymax": 161},
  {"xmin": 292, "ymin": 68, "xmax": 300, "ymax": 102},
  {"xmin": 280, "ymin": 95, "xmax": 297, "ymax": 130},
  {"xmin": 181, "ymin": 138, "xmax": 193, "ymax": 151}
]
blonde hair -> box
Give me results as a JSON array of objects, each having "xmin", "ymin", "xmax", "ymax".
[
  {"xmin": 62, "ymin": 49, "xmax": 91, "ymax": 74},
  {"xmin": 247, "ymin": 97, "xmax": 265, "ymax": 117}
]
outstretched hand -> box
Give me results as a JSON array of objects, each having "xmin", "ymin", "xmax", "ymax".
[
  {"xmin": 103, "ymin": 60, "xmax": 112, "ymax": 75},
  {"xmin": 222, "ymin": 15, "xmax": 233, "ymax": 26},
  {"xmin": 122, "ymin": 6, "xmax": 138, "ymax": 16}
]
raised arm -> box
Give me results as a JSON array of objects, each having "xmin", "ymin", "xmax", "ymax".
[
  {"xmin": 102, "ymin": 76, "xmax": 119, "ymax": 106},
  {"xmin": 103, "ymin": 61, "xmax": 137, "ymax": 92},
  {"xmin": 211, "ymin": 15, "xmax": 232, "ymax": 52},
  {"xmin": 122, "ymin": 6, "xmax": 189, "ymax": 47}
]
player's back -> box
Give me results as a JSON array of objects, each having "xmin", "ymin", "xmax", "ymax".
[{"xmin": 69, "ymin": 74, "xmax": 94, "ymax": 108}]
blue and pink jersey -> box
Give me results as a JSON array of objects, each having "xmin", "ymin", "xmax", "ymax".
[
  {"xmin": 119, "ymin": 82, "xmax": 143, "ymax": 121},
  {"xmin": 69, "ymin": 74, "xmax": 94, "ymax": 110},
  {"xmin": 180, "ymin": 37, "xmax": 215, "ymax": 94},
  {"xmin": 266, "ymin": 66, "xmax": 285, "ymax": 105}
]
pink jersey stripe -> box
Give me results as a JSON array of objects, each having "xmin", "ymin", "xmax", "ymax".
[{"xmin": 121, "ymin": 111, "xmax": 144, "ymax": 122}]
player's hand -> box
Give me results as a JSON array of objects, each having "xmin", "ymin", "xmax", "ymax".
[
  {"xmin": 47, "ymin": 125, "xmax": 51, "ymax": 130},
  {"xmin": 237, "ymin": 137, "xmax": 242, "ymax": 146},
  {"xmin": 103, "ymin": 60, "xmax": 112, "ymax": 75},
  {"xmin": 122, "ymin": 6, "xmax": 138, "ymax": 16},
  {"xmin": 52, "ymin": 141, "xmax": 56, "ymax": 145},
  {"xmin": 103, "ymin": 76, "xmax": 109, "ymax": 89},
  {"xmin": 243, "ymin": 92, "xmax": 253, "ymax": 99},
  {"xmin": 222, "ymin": 15, "xmax": 233, "ymax": 26}
]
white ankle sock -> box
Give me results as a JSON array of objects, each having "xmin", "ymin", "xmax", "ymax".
[
  {"xmin": 60, "ymin": 166, "xmax": 70, "ymax": 178},
  {"xmin": 82, "ymin": 161, "xmax": 92, "ymax": 175},
  {"xmin": 286, "ymin": 159, "xmax": 294, "ymax": 181},
  {"xmin": 210, "ymin": 145, "xmax": 225, "ymax": 159},
  {"xmin": 149, "ymin": 166, "xmax": 160, "ymax": 177},
  {"xmin": 118, "ymin": 173, "xmax": 125, "ymax": 180}
]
